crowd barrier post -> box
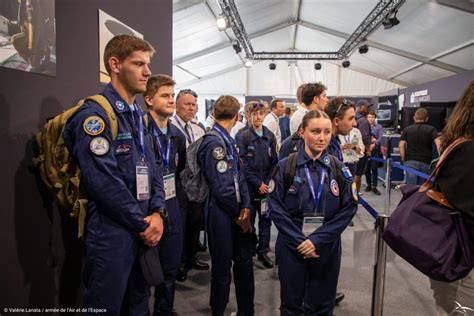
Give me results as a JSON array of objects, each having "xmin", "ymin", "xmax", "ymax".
[
  {"xmin": 371, "ymin": 214, "xmax": 390, "ymax": 316},
  {"xmin": 383, "ymin": 158, "xmax": 392, "ymax": 215}
]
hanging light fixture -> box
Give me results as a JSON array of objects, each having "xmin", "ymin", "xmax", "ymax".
[{"xmin": 216, "ymin": 15, "xmax": 229, "ymax": 31}]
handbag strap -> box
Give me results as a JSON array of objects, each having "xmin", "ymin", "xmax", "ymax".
[{"xmin": 419, "ymin": 137, "xmax": 468, "ymax": 192}]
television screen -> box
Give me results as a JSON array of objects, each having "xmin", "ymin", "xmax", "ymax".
[{"xmin": 377, "ymin": 109, "xmax": 391, "ymax": 121}]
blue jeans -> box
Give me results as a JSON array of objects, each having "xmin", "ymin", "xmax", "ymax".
[{"xmin": 404, "ymin": 160, "xmax": 430, "ymax": 185}]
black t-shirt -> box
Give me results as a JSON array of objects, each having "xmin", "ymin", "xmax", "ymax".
[
  {"xmin": 400, "ymin": 123, "xmax": 438, "ymax": 164},
  {"xmin": 435, "ymin": 140, "xmax": 474, "ymax": 227}
]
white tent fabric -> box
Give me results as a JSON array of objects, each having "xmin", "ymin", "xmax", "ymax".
[{"xmin": 172, "ymin": 0, "xmax": 473, "ymax": 98}]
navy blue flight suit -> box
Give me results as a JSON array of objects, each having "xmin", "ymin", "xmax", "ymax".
[
  {"xmin": 268, "ymin": 149, "xmax": 357, "ymax": 316},
  {"xmin": 148, "ymin": 115, "xmax": 187, "ymax": 316},
  {"xmin": 197, "ymin": 123, "xmax": 257, "ymax": 316},
  {"xmin": 236, "ymin": 126, "xmax": 277, "ymax": 256},
  {"xmin": 279, "ymin": 132, "xmax": 303, "ymax": 160},
  {"xmin": 63, "ymin": 84, "xmax": 165, "ymax": 315},
  {"xmin": 328, "ymin": 135, "xmax": 343, "ymax": 162}
]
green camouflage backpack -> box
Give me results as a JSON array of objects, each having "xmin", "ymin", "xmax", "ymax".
[{"xmin": 33, "ymin": 95, "xmax": 118, "ymax": 238}]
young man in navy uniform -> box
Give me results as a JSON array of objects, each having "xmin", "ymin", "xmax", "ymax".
[
  {"xmin": 236, "ymin": 102, "xmax": 278, "ymax": 269},
  {"xmin": 198, "ymin": 95, "xmax": 256, "ymax": 316},
  {"xmin": 144, "ymin": 74, "xmax": 187, "ymax": 315},
  {"xmin": 63, "ymin": 35, "xmax": 165, "ymax": 314}
]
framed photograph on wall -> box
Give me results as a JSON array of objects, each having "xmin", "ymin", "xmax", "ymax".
[
  {"xmin": 98, "ymin": 9, "xmax": 143, "ymax": 84},
  {"xmin": 0, "ymin": 0, "xmax": 56, "ymax": 76}
]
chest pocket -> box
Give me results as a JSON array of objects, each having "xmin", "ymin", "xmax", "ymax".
[{"xmin": 113, "ymin": 139, "xmax": 135, "ymax": 186}]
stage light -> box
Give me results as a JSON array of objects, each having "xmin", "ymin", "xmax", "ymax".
[
  {"xmin": 269, "ymin": 62, "xmax": 276, "ymax": 70},
  {"xmin": 244, "ymin": 60, "xmax": 253, "ymax": 68},
  {"xmin": 314, "ymin": 62, "xmax": 322, "ymax": 70},
  {"xmin": 216, "ymin": 16, "xmax": 229, "ymax": 31},
  {"xmin": 232, "ymin": 43, "xmax": 242, "ymax": 54},
  {"xmin": 383, "ymin": 11, "xmax": 400, "ymax": 29},
  {"xmin": 342, "ymin": 59, "xmax": 350, "ymax": 68},
  {"xmin": 359, "ymin": 44, "xmax": 369, "ymax": 54}
]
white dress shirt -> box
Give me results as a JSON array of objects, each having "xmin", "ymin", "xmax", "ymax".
[
  {"xmin": 170, "ymin": 114, "xmax": 205, "ymax": 148},
  {"xmin": 263, "ymin": 111, "xmax": 281, "ymax": 151},
  {"xmin": 289, "ymin": 105, "xmax": 309, "ymax": 135}
]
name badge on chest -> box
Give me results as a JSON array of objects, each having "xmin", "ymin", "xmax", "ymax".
[
  {"xmin": 302, "ymin": 216, "xmax": 324, "ymax": 237},
  {"xmin": 164, "ymin": 173, "xmax": 176, "ymax": 200},
  {"xmin": 136, "ymin": 163, "xmax": 150, "ymax": 201}
]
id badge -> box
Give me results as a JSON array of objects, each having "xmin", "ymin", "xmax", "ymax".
[
  {"xmin": 260, "ymin": 198, "xmax": 268, "ymax": 216},
  {"xmin": 302, "ymin": 216, "xmax": 324, "ymax": 237},
  {"xmin": 136, "ymin": 164, "xmax": 150, "ymax": 201},
  {"xmin": 163, "ymin": 173, "xmax": 176, "ymax": 200},
  {"xmin": 234, "ymin": 175, "xmax": 241, "ymax": 203}
]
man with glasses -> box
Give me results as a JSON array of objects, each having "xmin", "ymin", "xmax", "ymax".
[{"xmin": 170, "ymin": 89, "xmax": 210, "ymax": 282}]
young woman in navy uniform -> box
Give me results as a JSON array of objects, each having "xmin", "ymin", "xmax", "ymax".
[
  {"xmin": 144, "ymin": 75, "xmax": 187, "ymax": 316},
  {"xmin": 236, "ymin": 102, "xmax": 278, "ymax": 268},
  {"xmin": 268, "ymin": 110, "xmax": 358, "ymax": 315},
  {"xmin": 198, "ymin": 95, "xmax": 256, "ymax": 316}
]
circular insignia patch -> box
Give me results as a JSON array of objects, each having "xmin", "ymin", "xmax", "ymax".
[
  {"xmin": 216, "ymin": 160, "xmax": 228, "ymax": 173},
  {"xmin": 83, "ymin": 116, "xmax": 105, "ymax": 136},
  {"xmin": 352, "ymin": 182, "xmax": 358, "ymax": 202},
  {"xmin": 323, "ymin": 155, "xmax": 331, "ymax": 166},
  {"xmin": 330, "ymin": 179, "xmax": 339, "ymax": 197},
  {"xmin": 115, "ymin": 100, "xmax": 125, "ymax": 111},
  {"xmin": 268, "ymin": 179, "xmax": 275, "ymax": 193},
  {"xmin": 89, "ymin": 137, "xmax": 110, "ymax": 156},
  {"xmin": 212, "ymin": 147, "xmax": 225, "ymax": 160}
]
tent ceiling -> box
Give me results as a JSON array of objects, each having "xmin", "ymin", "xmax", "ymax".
[{"xmin": 172, "ymin": 0, "xmax": 473, "ymax": 93}]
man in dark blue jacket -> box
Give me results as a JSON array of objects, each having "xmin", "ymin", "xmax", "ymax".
[
  {"xmin": 64, "ymin": 35, "xmax": 165, "ymax": 314},
  {"xmin": 236, "ymin": 102, "xmax": 278, "ymax": 268},
  {"xmin": 198, "ymin": 95, "xmax": 256, "ymax": 316}
]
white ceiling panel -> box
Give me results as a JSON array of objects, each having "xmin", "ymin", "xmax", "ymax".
[
  {"xmin": 369, "ymin": 1, "xmax": 474, "ymax": 58},
  {"xmin": 173, "ymin": 3, "xmax": 228, "ymax": 60},
  {"xmin": 173, "ymin": 65, "xmax": 197, "ymax": 85},
  {"xmin": 295, "ymin": 26, "xmax": 345, "ymax": 52},
  {"xmin": 179, "ymin": 46, "xmax": 242, "ymax": 77},
  {"xmin": 300, "ymin": 0, "xmax": 378, "ymax": 35},
  {"xmin": 251, "ymin": 25, "xmax": 294, "ymax": 52},
  {"xmin": 348, "ymin": 46, "xmax": 418, "ymax": 78},
  {"xmin": 247, "ymin": 60, "xmax": 292, "ymax": 96},
  {"xmin": 437, "ymin": 45, "xmax": 474, "ymax": 70},
  {"xmin": 184, "ymin": 67, "xmax": 247, "ymax": 95},
  {"xmin": 235, "ymin": 0, "xmax": 296, "ymax": 34},
  {"xmin": 394, "ymin": 64, "xmax": 456, "ymax": 86}
]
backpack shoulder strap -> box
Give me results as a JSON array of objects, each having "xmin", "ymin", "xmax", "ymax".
[
  {"xmin": 283, "ymin": 152, "xmax": 298, "ymax": 192},
  {"xmin": 329, "ymin": 155, "xmax": 344, "ymax": 189},
  {"xmin": 206, "ymin": 129, "xmax": 227, "ymax": 155},
  {"xmin": 84, "ymin": 95, "xmax": 118, "ymax": 140}
]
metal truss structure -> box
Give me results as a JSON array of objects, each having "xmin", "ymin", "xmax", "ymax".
[{"xmin": 217, "ymin": 0, "xmax": 406, "ymax": 60}]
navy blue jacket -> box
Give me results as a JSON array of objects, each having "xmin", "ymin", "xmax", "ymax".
[
  {"xmin": 269, "ymin": 149, "xmax": 357, "ymax": 256},
  {"xmin": 279, "ymin": 132, "xmax": 302, "ymax": 160},
  {"xmin": 236, "ymin": 126, "xmax": 278, "ymax": 196},
  {"xmin": 327, "ymin": 135, "xmax": 343, "ymax": 162},
  {"xmin": 198, "ymin": 123, "xmax": 251, "ymax": 219},
  {"xmin": 64, "ymin": 84, "xmax": 165, "ymax": 233}
]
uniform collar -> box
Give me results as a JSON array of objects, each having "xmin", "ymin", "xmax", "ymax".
[
  {"xmin": 148, "ymin": 113, "xmax": 179, "ymax": 138},
  {"xmin": 249, "ymin": 126, "xmax": 269, "ymax": 140},
  {"xmin": 213, "ymin": 122, "xmax": 233, "ymax": 140},
  {"xmin": 103, "ymin": 83, "xmax": 132, "ymax": 114},
  {"xmin": 296, "ymin": 148, "xmax": 330, "ymax": 168}
]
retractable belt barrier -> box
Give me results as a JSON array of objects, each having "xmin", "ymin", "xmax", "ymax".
[{"xmin": 353, "ymin": 155, "xmax": 431, "ymax": 316}]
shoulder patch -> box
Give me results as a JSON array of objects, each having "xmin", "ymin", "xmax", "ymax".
[
  {"xmin": 83, "ymin": 116, "xmax": 105, "ymax": 136},
  {"xmin": 342, "ymin": 166, "xmax": 353, "ymax": 179},
  {"xmin": 216, "ymin": 160, "xmax": 228, "ymax": 173},
  {"xmin": 212, "ymin": 147, "xmax": 225, "ymax": 160},
  {"xmin": 90, "ymin": 137, "xmax": 110, "ymax": 156},
  {"xmin": 351, "ymin": 182, "xmax": 358, "ymax": 202},
  {"xmin": 268, "ymin": 179, "xmax": 275, "ymax": 193},
  {"xmin": 330, "ymin": 179, "xmax": 340, "ymax": 197}
]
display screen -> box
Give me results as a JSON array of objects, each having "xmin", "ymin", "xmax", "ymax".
[{"xmin": 377, "ymin": 109, "xmax": 392, "ymax": 121}]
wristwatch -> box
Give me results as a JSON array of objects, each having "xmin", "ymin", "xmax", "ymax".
[{"xmin": 154, "ymin": 207, "xmax": 168, "ymax": 220}]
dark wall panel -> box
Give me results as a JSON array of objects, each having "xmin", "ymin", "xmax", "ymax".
[{"xmin": 0, "ymin": 0, "xmax": 172, "ymax": 309}]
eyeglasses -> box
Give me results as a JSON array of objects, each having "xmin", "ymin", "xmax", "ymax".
[{"xmin": 177, "ymin": 89, "xmax": 198, "ymax": 99}]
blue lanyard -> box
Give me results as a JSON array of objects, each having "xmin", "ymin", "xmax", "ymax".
[
  {"xmin": 333, "ymin": 138, "xmax": 343, "ymax": 161},
  {"xmin": 304, "ymin": 165, "xmax": 327, "ymax": 214},
  {"xmin": 213, "ymin": 125, "xmax": 237, "ymax": 174},
  {"xmin": 153, "ymin": 129, "xmax": 171, "ymax": 170},
  {"xmin": 130, "ymin": 103, "xmax": 146, "ymax": 159},
  {"xmin": 174, "ymin": 115, "xmax": 194, "ymax": 143}
]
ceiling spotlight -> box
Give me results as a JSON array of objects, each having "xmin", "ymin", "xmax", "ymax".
[
  {"xmin": 359, "ymin": 44, "xmax": 369, "ymax": 54},
  {"xmin": 342, "ymin": 59, "xmax": 351, "ymax": 68},
  {"xmin": 216, "ymin": 16, "xmax": 229, "ymax": 31},
  {"xmin": 314, "ymin": 62, "xmax": 322, "ymax": 70},
  {"xmin": 269, "ymin": 62, "xmax": 276, "ymax": 70},
  {"xmin": 232, "ymin": 42, "xmax": 242, "ymax": 54},
  {"xmin": 383, "ymin": 11, "xmax": 400, "ymax": 29},
  {"xmin": 244, "ymin": 60, "xmax": 253, "ymax": 68}
]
